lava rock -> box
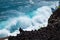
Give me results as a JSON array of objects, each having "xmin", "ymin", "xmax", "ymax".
[{"xmin": 8, "ymin": 8, "xmax": 60, "ymax": 40}]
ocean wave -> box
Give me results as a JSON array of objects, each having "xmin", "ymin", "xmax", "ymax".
[
  {"xmin": 0, "ymin": 1, "xmax": 59, "ymax": 38},
  {"xmin": 0, "ymin": 6, "xmax": 53, "ymax": 38}
]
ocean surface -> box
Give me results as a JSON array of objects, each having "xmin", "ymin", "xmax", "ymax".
[{"xmin": 0, "ymin": 0, "xmax": 59, "ymax": 38}]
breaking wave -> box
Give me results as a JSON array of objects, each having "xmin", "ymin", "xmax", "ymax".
[{"xmin": 0, "ymin": 1, "xmax": 59, "ymax": 38}]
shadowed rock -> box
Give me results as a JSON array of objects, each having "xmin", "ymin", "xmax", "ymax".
[{"xmin": 8, "ymin": 8, "xmax": 60, "ymax": 40}]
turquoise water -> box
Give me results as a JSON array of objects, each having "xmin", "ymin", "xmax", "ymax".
[{"xmin": 0, "ymin": 1, "xmax": 59, "ymax": 38}]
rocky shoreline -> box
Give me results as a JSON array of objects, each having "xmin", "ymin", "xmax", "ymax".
[{"xmin": 8, "ymin": 8, "xmax": 60, "ymax": 40}]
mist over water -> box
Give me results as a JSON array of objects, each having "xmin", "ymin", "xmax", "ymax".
[{"xmin": 0, "ymin": 1, "xmax": 59, "ymax": 38}]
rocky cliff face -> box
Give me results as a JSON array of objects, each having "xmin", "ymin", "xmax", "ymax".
[{"xmin": 8, "ymin": 8, "xmax": 60, "ymax": 40}]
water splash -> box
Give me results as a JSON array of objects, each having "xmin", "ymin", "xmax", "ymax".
[{"xmin": 0, "ymin": 1, "xmax": 59, "ymax": 38}]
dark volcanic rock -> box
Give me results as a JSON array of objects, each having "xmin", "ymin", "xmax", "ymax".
[{"xmin": 8, "ymin": 8, "xmax": 60, "ymax": 40}]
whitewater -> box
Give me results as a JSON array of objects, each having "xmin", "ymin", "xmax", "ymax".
[{"xmin": 0, "ymin": 1, "xmax": 59, "ymax": 38}]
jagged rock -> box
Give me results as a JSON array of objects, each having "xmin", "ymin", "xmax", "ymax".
[
  {"xmin": 8, "ymin": 8, "xmax": 60, "ymax": 40},
  {"xmin": 19, "ymin": 28, "xmax": 23, "ymax": 32}
]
